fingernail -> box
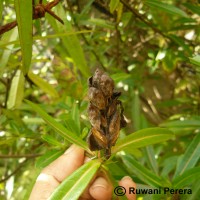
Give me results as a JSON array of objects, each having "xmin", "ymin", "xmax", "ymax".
[
  {"xmin": 91, "ymin": 177, "xmax": 108, "ymax": 189},
  {"xmin": 121, "ymin": 176, "xmax": 132, "ymax": 181},
  {"xmin": 84, "ymin": 157, "xmax": 91, "ymax": 163}
]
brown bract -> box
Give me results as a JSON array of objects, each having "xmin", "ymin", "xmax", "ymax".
[{"xmin": 87, "ymin": 69, "xmax": 127, "ymax": 159}]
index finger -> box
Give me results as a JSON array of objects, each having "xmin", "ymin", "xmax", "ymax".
[{"xmin": 29, "ymin": 145, "xmax": 85, "ymax": 200}]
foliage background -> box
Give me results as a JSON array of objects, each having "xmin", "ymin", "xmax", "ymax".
[{"xmin": 0, "ymin": 0, "xmax": 200, "ymax": 199}]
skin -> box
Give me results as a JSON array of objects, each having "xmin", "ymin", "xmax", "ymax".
[{"xmin": 29, "ymin": 145, "xmax": 136, "ymax": 200}]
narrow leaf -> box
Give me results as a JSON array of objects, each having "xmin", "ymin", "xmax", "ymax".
[
  {"xmin": 189, "ymin": 55, "xmax": 200, "ymax": 67},
  {"xmin": 0, "ymin": 28, "xmax": 18, "ymax": 76},
  {"xmin": 64, "ymin": 117, "xmax": 80, "ymax": 136},
  {"xmin": 48, "ymin": 5, "xmax": 90, "ymax": 77},
  {"xmin": 131, "ymin": 90, "xmax": 141, "ymax": 131},
  {"xmin": 174, "ymin": 133, "xmax": 200, "ymax": 177},
  {"xmin": 160, "ymin": 119, "xmax": 200, "ymax": 128},
  {"xmin": 109, "ymin": 0, "xmax": 120, "ymax": 13},
  {"xmin": 0, "ymin": 138, "xmax": 16, "ymax": 145},
  {"xmin": 28, "ymin": 71, "xmax": 59, "ymax": 98},
  {"xmin": 145, "ymin": 0, "xmax": 188, "ymax": 18},
  {"xmin": 172, "ymin": 167, "xmax": 200, "ymax": 188},
  {"xmin": 111, "ymin": 73, "xmax": 131, "ymax": 83},
  {"xmin": 36, "ymin": 149, "xmax": 65, "ymax": 168},
  {"xmin": 25, "ymin": 100, "xmax": 90, "ymax": 152},
  {"xmin": 14, "ymin": 0, "xmax": 32, "ymax": 74},
  {"xmin": 7, "ymin": 69, "xmax": 25, "ymax": 109},
  {"xmin": 144, "ymin": 146, "xmax": 158, "ymax": 175},
  {"xmin": 119, "ymin": 154, "xmax": 165, "ymax": 187},
  {"xmin": 0, "ymin": 1, "xmax": 3, "ymax": 24},
  {"xmin": 49, "ymin": 160, "xmax": 101, "ymax": 200},
  {"xmin": 112, "ymin": 128, "xmax": 174, "ymax": 153},
  {"xmin": 161, "ymin": 156, "xmax": 179, "ymax": 177},
  {"xmin": 189, "ymin": 180, "xmax": 200, "ymax": 200},
  {"xmin": 41, "ymin": 134, "xmax": 64, "ymax": 147},
  {"xmin": 184, "ymin": 3, "xmax": 200, "ymax": 16},
  {"xmin": 0, "ymin": 30, "xmax": 92, "ymax": 49},
  {"xmin": 71, "ymin": 101, "xmax": 80, "ymax": 134}
]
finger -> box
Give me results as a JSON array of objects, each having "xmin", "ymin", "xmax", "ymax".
[
  {"xmin": 89, "ymin": 176, "xmax": 113, "ymax": 200},
  {"xmin": 119, "ymin": 176, "xmax": 136, "ymax": 200},
  {"xmin": 42, "ymin": 144, "xmax": 85, "ymax": 181},
  {"xmin": 29, "ymin": 144, "xmax": 85, "ymax": 200}
]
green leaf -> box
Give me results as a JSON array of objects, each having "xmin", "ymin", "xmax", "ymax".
[
  {"xmin": 71, "ymin": 101, "xmax": 80, "ymax": 134},
  {"xmin": 172, "ymin": 167, "xmax": 200, "ymax": 188},
  {"xmin": 48, "ymin": 5, "xmax": 90, "ymax": 77},
  {"xmin": 64, "ymin": 116, "xmax": 80, "ymax": 136},
  {"xmin": 0, "ymin": 0, "xmax": 3, "ymax": 22},
  {"xmin": 109, "ymin": 0, "xmax": 120, "ymax": 13},
  {"xmin": 145, "ymin": 0, "xmax": 188, "ymax": 18},
  {"xmin": 25, "ymin": 100, "xmax": 90, "ymax": 152},
  {"xmin": 119, "ymin": 154, "xmax": 165, "ymax": 187},
  {"xmin": 111, "ymin": 73, "xmax": 131, "ymax": 83},
  {"xmin": 112, "ymin": 128, "xmax": 174, "ymax": 153},
  {"xmin": 189, "ymin": 55, "xmax": 200, "ymax": 67},
  {"xmin": 160, "ymin": 119, "xmax": 200, "ymax": 128},
  {"xmin": 0, "ymin": 138, "xmax": 16, "ymax": 146},
  {"xmin": 0, "ymin": 28, "xmax": 18, "ymax": 76},
  {"xmin": 41, "ymin": 134, "xmax": 64, "ymax": 147},
  {"xmin": 14, "ymin": 0, "xmax": 32, "ymax": 74},
  {"xmin": 174, "ymin": 133, "xmax": 200, "ymax": 177},
  {"xmin": 144, "ymin": 146, "xmax": 158, "ymax": 175},
  {"xmin": 86, "ymin": 18, "xmax": 115, "ymax": 29},
  {"xmin": 184, "ymin": 3, "xmax": 200, "ymax": 16},
  {"xmin": 189, "ymin": 180, "xmax": 200, "ymax": 200},
  {"xmin": 79, "ymin": 0, "xmax": 94, "ymax": 17},
  {"xmin": 28, "ymin": 71, "xmax": 59, "ymax": 98},
  {"xmin": 49, "ymin": 160, "xmax": 101, "ymax": 200},
  {"xmin": 123, "ymin": 147, "xmax": 142, "ymax": 158},
  {"xmin": 161, "ymin": 156, "xmax": 179, "ymax": 177},
  {"xmin": 131, "ymin": 90, "xmax": 141, "ymax": 131},
  {"xmin": 168, "ymin": 34, "xmax": 191, "ymax": 53},
  {"xmin": 36, "ymin": 149, "xmax": 65, "ymax": 168},
  {"xmin": 0, "ymin": 30, "xmax": 92, "ymax": 49},
  {"xmin": 7, "ymin": 69, "xmax": 25, "ymax": 109}
]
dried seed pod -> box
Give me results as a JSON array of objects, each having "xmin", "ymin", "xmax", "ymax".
[
  {"xmin": 88, "ymin": 104, "xmax": 101, "ymax": 130},
  {"xmin": 87, "ymin": 128, "xmax": 107, "ymax": 151},
  {"xmin": 109, "ymin": 109, "xmax": 121, "ymax": 146},
  {"xmin": 100, "ymin": 115, "xmax": 107, "ymax": 129},
  {"xmin": 92, "ymin": 68, "xmax": 104, "ymax": 87},
  {"xmin": 99, "ymin": 74, "xmax": 114, "ymax": 97},
  {"xmin": 88, "ymin": 87, "xmax": 107, "ymax": 110},
  {"xmin": 87, "ymin": 69, "xmax": 127, "ymax": 159}
]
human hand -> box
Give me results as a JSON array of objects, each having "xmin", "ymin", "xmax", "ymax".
[{"xmin": 29, "ymin": 145, "xmax": 136, "ymax": 200}]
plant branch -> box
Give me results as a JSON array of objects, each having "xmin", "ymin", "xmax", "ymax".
[
  {"xmin": 0, "ymin": 0, "xmax": 64, "ymax": 36},
  {"xmin": 0, "ymin": 159, "xmax": 29, "ymax": 183}
]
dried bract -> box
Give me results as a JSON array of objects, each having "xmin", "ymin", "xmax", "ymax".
[{"xmin": 87, "ymin": 69, "xmax": 127, "ymax": 159}]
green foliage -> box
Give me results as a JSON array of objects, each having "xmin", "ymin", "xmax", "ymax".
[
  {"xmin": 113, "ymin": 128, "xmax": 174, "ymax": 153},
  {"xmin": 0, "ymin": 0, "xmax": 199, "ymax": 199},
  {"xmin": 14, "ymin": 0, "xmax": 32, "ymax": 74}
]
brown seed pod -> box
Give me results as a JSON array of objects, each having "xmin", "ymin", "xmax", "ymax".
[
  {"xmin": 87, "ymin": 69, "xmax": 127, "ymax": 159},
  {"xmin": 99, "ymin": 74, "xmax": 114, "ymax": 97},
  {"xmin": 87, "ymin": 128, "xmax": 107, "ymax": 151},
  {"xmin": 88, "ymin": 87, "xmax": 107, "ymax": 110},
  {"xmin": 108, "ymin": 109, "xmax": 121, "ymax": 146},
  {"xmin": 88, "ymin": 104, "xmax": 101, "ymax": 130},
  {"xmin": 92, "ymin": 68, "xmax": 104, "ymax": 87}
]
